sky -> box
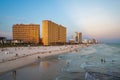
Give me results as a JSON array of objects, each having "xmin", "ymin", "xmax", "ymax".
[{"xmin": 0, "ymin": 0, "xmax": 120, "ymax": 43}]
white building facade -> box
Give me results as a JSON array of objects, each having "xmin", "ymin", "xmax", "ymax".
[{"xmin": 74, "ymin": 32, "xmax": 82, "ymax": 43}]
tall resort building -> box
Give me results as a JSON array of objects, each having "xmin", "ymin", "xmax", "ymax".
[
  {"xmin": 74, "ymin": 32, "xmax": 82, "ymax": 43},
  {"xmin": 42, "ymin": 20, "xmax": 66, "ymax": 45},
  {"xmin": 13, "ymin": 24, "xmax": 40, "ymax": 44}
]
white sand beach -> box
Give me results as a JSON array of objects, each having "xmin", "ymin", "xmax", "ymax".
[{"xmin": 0, "ymin": 45, "xmax": 85, "ymax": 75}]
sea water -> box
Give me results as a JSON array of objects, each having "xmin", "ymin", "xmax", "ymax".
[
  {"xmin": 57, "ymin": 43, "xmax": 120, "ymax": 80},
  {"xmin": 0, "ymin": 43, "xmax": 120, "ymax": 80}
]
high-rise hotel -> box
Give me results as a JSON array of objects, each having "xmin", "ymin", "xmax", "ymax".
[
  {"xmin": 13, "ymin": 24, "xmax": 40, "ymax": 44},
  {"xmin": 42, "ymin": 20, "xmax": 66, "ymax": 45},
  {"xmin": 74, "ymin": 32, "xmax": 82, "ymax": 43}
]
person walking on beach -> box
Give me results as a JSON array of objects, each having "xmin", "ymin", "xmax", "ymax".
[
  {"xmin": 12, "ymin": 70, "xmax": 16, "ymax": 80},
  {"xmin": 101, "ymin": 58, "xmax": 103, "ymax": 63},
  {"xmin": 38, "ymin": 56, "xmax": 41, "ymax": 59},
  {"xmin": 103, "ymin": 59, "xmax": 106, "ymax": 63},
  {"xmin": 101, "ymin": 58, "xmax": 106, "ymax": 63}
]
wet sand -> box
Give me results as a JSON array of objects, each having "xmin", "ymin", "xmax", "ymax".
[
  {"xmin": 1, "ymin": 44, "xmax": 120, "ymax": 80},
  {"xmin": 0, "ymin": 45, "xmax": 84, "ymax": 75}
]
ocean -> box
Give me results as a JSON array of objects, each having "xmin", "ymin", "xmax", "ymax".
[{"xmin": 0, "ymin": 43, "xmax": 120, "ymax": 80}]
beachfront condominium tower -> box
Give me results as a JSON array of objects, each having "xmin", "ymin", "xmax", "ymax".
[
  {"xmin": 42, "ymin": 20, "xmax": 66, "ymax": 45},
  {"xmin": 74, "ymin": 32, "xmax": 82, "ymax": 43},
  {"xmin": 13, "ymin": 24, "xmax": 40, "ymax": 44}
]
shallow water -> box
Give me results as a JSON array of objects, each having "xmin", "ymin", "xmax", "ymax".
[{"xmin": 0, "ymin": 44, "xmax": 120, "ymax": 80}]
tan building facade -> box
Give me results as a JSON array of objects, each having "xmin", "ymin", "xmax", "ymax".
[
  {"xmin": 13, "ymin": 24, "xmax": 40, "ymax": 44},
  {"xmin": 42, "ymin": 20, "xmax": 66, "ymax": 45}
]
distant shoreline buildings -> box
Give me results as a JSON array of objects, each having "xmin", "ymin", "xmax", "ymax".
[
  {"xmin": 83, "ymin": 39, "xmax": 97, "ymax": 44},
  {"xmin": 69, "ymin": 32, "xmax": 82, "ymax": 44},
  {"xmin": 74, "ymin": 32, "xmax": 82, "ymax": 44},
  {"xmin": 0, "ymin": 20, "xmax": 98, "ymax": 46},
  {"xmin": 69, "ymin": 32, "xmax": 97, "ymax": 44}
]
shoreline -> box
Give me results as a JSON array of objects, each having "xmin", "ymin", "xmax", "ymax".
[{"xmin": 0, "ymin": 44, "xmax": 85, "ymax": 75}]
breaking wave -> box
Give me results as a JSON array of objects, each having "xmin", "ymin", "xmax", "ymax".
[{"xmin": 56, "ymin": 44, "xmax": 120, "ymax": 80}]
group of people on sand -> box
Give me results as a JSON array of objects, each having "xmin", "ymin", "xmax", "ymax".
[
  {"xmin": 101, "ymin": 58, "xmax": 106, "ymax": 63},
  {"xmin": 100, "ymin": 58, "xmax": 115, "ymax": 63}
]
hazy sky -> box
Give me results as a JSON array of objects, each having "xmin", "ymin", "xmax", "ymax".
[{"xmin": 0, "ymin": 0, "xmax": 120, "ymax": 43}]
